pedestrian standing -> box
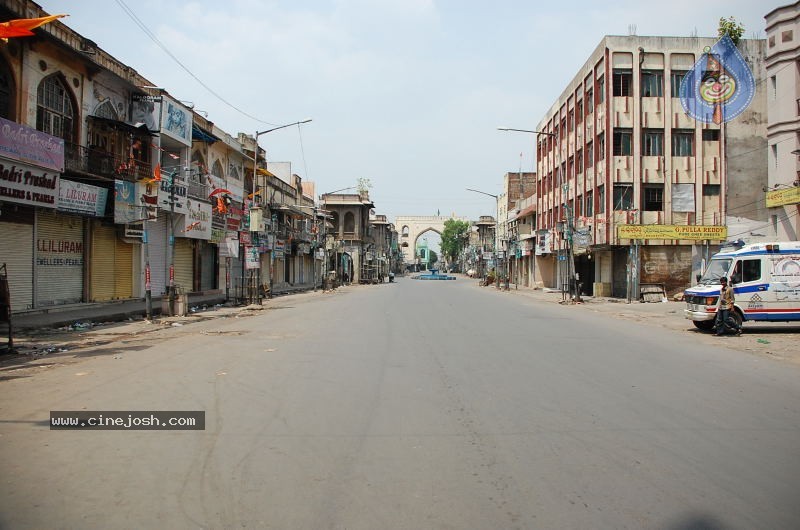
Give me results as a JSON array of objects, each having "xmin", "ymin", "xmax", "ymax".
[{"xmin": 715, "ymin": 277, "xmax": 741, "ymax": 336}]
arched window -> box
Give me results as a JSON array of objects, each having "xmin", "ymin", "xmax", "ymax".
[
  {"xmin": 229, "ymin": 166, "xmax": 240, "ymax": 181},
  {"xmin": 94, "ymin": 100, "xmax": 118, "ymax": 120},
  {"xmin": 0, "ymin": 55, "xmax": 15, "ymax": 120},
  {"xmin": 211, "ymin": 160, "xmax": 224, "ymax": 178},
  {"xmin": 36, "ymin": 74, "xmax": 75, "ymax": 142},
  {"xmin": 330, "ymin": 212, "xmax": 339, "ymax": 232},
  {"xmin": 344, "ymin": 211, "xmax": 355, "ymax": 233},
  {"xmin": 402, "ymin": 225, "xmax": 409, "ymax": 236}
]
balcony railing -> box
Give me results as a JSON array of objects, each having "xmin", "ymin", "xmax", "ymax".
[
  {"xmin": 187, "ymin": 179, "xmax": 209, "ymax": 200},
  {"xmin": 65, "ymin": 143, "xmax": 152, "ymax": 181}
]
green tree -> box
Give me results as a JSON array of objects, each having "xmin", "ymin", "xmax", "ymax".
[
  {"xmin": 718, "ymin": 16, "xmax": 745, "ymax": 45},
  {"xmin": 428, "ymin": 249, "xmax": 438, "ymax": 266},
  {"xmin": 440, "ymin": 219, "xmax": 471, "ymax": 262}
]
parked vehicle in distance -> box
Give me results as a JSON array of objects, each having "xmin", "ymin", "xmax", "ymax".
[
  {"xmin": 467, "ymin": 269, "xmax": 476, "ymax": 278},
  {"xmin": 684, "ymin": 242, "xmax": 800, "ymax": 331}
]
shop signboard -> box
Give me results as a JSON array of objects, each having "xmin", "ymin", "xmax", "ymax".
[
  {"xmin": 182, "ymin": 199, "xmax": 211, "ymax": 240},
  {"xmin": 0, "ymin": 116, "xmax": 64, "ymax": 172},
  {"xmin": 0, "ymin": 160, "xmax": 58, "ymax": 208},
  {"xmin": 58, "ymin": 179, "xmax": 108, "ymax": 217}
]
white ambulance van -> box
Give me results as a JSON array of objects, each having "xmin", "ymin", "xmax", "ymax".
[{"xmin": 684, "ymin": 242, "xmax": 800, "ymax": 331}]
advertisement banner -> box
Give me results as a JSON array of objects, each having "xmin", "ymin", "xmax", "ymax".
[
  {"xmin": 245, "ymin": 246, "xmax": 260, "ymax": 269},
  {"xmin": 0, "ymin": 116, "xmax": 64, "ymax": 171},
  {"xmin": 182, "ymin": 199, "xmax": 212, "ymax": 240},
  {"xmin": 131, "ymin": 93, "xmax": 162, "ymax": 132},
  {"xmin": 159, "ymin": 95, "xmax": 192, "ymax": 146},
  {"xmin": 617, "ymin": 224, "xmax": 727, "ymax": 241},
  {"xmin": 220, "ymin": 234, "xmax": 239, "ymax": 258},
  {"xmin": 0, "ymin": 160, "xmax": 58, "ymax": 208},
  {"xmin": 58, "ymin": 179, "xmax": 108, "ymax": 217},
  {"xmin": 766, "ymin": 187, "xmax": 800, "ymax": 208},
  {"xmin": 114, "ymin": 179, "xmax": 138, "ymax": 223}
]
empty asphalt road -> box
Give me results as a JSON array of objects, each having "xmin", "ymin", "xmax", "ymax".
[{"xmin": 1, "ymin": 278, "xmax": 799, "ymax": 529}]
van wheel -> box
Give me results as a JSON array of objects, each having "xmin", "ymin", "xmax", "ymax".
[
  {"xmin": 693, "ymin": 320, "xmax": 716, "ymax": 331},
  {"xmin": 731, "ymin": 310, "xmax": 744, "ymax": 330}
]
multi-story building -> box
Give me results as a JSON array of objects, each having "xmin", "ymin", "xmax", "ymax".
[
  {"xmin": 765, "ymin": 2, "xmax": 800, "ymax": 240},
  {"xmin": 0, "ymin": 0, "xmax": 210, "ymax": 312},
  {"xmin": 535, "ymin": 35, "xmax": 767, "ymax": 298},
  {"xmin": 321, "ymin": 192, "xmax": 375, "ymax": 284},
  {"xmin": 0, "ymin": 0, "xmax": 325, "ymax": 316},
  {"xmin": 496, "ymin": 172, "xmax": 536, "ymax": 288},
  {"xmin": 368, "ymin": 214, "xmax": 393, "ymax": 281}
]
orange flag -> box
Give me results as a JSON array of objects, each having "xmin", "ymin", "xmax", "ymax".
[
  {"xmin": 0, "ymin": 14, "xmax": 67, "ymax": 41},
  {"xmin": 152, "ymin": 164, "xmax": 161, "ymax": 182}
]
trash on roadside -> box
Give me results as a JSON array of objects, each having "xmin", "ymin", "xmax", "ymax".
[
  {"xmin": 171, "ymin": 322, "xmax": 183, "ymax": 327},
  {"xmin": 757, "ymin": 339, "xmax": 770, "ymax": 344}
]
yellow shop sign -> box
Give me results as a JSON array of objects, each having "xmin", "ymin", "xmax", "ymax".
[
  {"xmin": 617, "ymin": 224, "xmax": 727, "ymax": 241},
  {"xmin": 766, "ymin": 186, "xmax": 800, "ymax": 208}
]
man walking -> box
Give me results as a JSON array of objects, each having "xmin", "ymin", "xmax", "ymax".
[{"xmin": 715, "ymin": 277, "xmax": 741, "ymax": 336}]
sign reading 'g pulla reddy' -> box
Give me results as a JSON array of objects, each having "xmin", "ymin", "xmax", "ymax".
[{"xmin": 618, "ymin": 224, "xmax": 727, "ymax": 241}]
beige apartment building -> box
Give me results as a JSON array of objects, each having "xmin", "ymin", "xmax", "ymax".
[
  {"xmin": 765, "ymin": 2, "xmax": 800, "ymax": 240},
  {"xmin": 535, "ymin": 35, "xmax": 767, "ymax": 298}
]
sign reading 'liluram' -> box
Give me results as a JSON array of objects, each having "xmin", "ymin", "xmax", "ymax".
[{"xmin": 617, "ymin": 224, "xmax": 727, "ymax": 241}]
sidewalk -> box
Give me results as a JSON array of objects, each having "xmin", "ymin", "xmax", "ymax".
[
  {"xmin": 467, "ymin": 276, "xmax": 800, "ymax": 364},
  {"xmin": 5, "ymin": 292, "xmax": 228, "ymax": 333}
]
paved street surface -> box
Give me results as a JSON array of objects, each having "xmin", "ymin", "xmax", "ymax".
[{"xmin": 1, "ymin": 278, "xmax": 799, "ymax": 529}]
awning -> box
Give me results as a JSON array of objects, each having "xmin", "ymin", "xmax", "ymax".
[
  {"xmin": 88, "ymin": 115, "xmax": 157, "ymax": 136},
  {"xmin": 257, "ymin": 168, "xmax": 276, "ymax": 178},
  {"xmin": 192, "ymin": 124, "xmax": 220, "ymax": 143}
]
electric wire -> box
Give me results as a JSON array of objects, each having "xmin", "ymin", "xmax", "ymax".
[{"xmin": 113, "ymin": 0, "xmax": 277, "ymax": 127}]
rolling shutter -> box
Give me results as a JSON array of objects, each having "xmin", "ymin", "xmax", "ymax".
[
  {"xmin": 0, "ymin": 221, "xmax": 34, "ymax": 311},
  {"xmin": 173, "ymin": 238, "xmax": 193, "ymax": 292},
  {"xmin": 147, "ymin": 217, "xmax": 167, "ymax": 296},
  {"xmin": 114, "ymin": 238, "xmax": 133, "ymax": 299},
  {"xmin": 90, "ymin": 223, "xmax": 116, "ymax": 302},
  {"xmin": 36, "ymin": 210, "xmax": 84, "ymax": 307}
]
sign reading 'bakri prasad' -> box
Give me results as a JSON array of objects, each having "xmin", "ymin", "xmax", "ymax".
[{"xmin": 617, "ymin": 224, "xmax": 727, "ymax": 241}]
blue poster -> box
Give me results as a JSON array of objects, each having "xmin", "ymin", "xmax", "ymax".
[{"xmin": 679, "ymin": 35, "xmax": 755, "ymax": 124}]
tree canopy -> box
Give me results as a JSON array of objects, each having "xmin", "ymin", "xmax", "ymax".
[
  {"xmin": 718, "ymin": 16, "xmax": 745, "ymax": 45},
  {"xmin": 440, "ymin": 219, "xmax": 471, "ymax": 262}
]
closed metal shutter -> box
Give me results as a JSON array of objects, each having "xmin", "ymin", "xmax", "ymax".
[
  {"xmin": 0, "ymin": 221, "xmax": 34, "ymax": 311},
  {"xmin": 36, "ymin": 210, "xmax": 84, "ymax": 307},
  {"xmin": 146, "ymin": 217, "xmax": 167, "ymax": 296},
  {"xmin": 199, "ymin": 241, "xmax": 216, "ymax": 291},
  {"xmin": 90, "ymin": 223, "xmax": 116, "ymax": 302},
  {"xmin": 114, "ymin": 238, "xmax": 133, "ymax": 299},
  {"xmin": 174, "ymin": 238, "xmax": 193, "ymax": 292}
]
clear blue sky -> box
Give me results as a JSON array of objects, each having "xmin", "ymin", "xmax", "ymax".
[{"xmin": 38, "ymin": 0, "xmax": 779, "ymax": 221}]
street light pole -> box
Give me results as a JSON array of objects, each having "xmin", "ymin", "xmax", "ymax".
[
  {"xmin": 497, "ymin": 126, "xmax": 570, "ymax": 296},
  {"xmin": 251, "ymin": 118, "xmax": 312, "ymax": 301},
  {"xmin": 466, "ymin": 188, "xmax": 500, "ymax": 290}
]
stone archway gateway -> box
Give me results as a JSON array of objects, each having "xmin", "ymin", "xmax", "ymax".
[{"xmin": 395, "ymin": 215, "xmax": 470, "ymax": 269}]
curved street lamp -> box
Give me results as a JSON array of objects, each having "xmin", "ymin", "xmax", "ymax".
[{"xmin": 250, "ymin": 118, "xmax": 312, "ymax": 301}]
